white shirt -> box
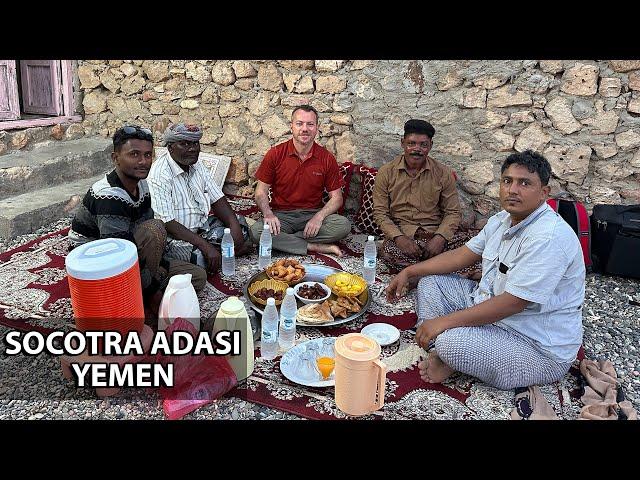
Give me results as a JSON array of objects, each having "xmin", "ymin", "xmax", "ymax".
[
  {"xmin": 147, "ymin": 150, "xmax": 224, "ymax": 232},
  {"xmin": 466, "ymin": 202, "xmax": 586, "ymax": 363}
]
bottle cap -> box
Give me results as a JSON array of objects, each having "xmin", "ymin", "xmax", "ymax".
[
  {"xmin": 264, "ymin": 224, "xmax": 270, "ymax": 232},
  {"xmin": 224, "ymin": 227, "xmax": 230, "ymax": 234},
  {"xmin": 286, "ymin": 287, "xmax": 294, "ymax": 295},
  {"xmin": 368, "ymin": 236, "xmax": 375, "ymax": 242},
  {"xmin": 267, "ymin": 297, "xmax": 275, "ymax": 305}
]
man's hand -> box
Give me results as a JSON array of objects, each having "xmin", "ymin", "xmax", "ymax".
[
  {"xmin": 415, "ymin": 317, "xmax": 446, "ymax": 349},
  {"xmin": 201, "ymin": 243, "xmax": 221, "ymax": 273},
  {"xmin": 303, "ymin": 213, "xmax": 324, "ymax": 239},
  {"xmin": 424, "ymin": 234, "xmax": 446, "ymax": 258},
  {"xmin": 263, "ymin": 213, "xmax": 281, "ymax": 236},
  {"xmin": 385, "ymin": 271, "xmax": 410, "ymax": 302},
  {"xmin": 395, "ymin": 235, "xmax": 422, "ymax": 258}
]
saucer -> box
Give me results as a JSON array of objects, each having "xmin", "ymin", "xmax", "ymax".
[
  {"xmin": 361, "ymin": 323, "xmax": 400, "ymax": 346},
  {"xmin": 279, "ymin": 338, "xmax": 337, "ymax": 387}
]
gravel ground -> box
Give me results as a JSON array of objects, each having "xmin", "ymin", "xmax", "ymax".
[{"xmin": 0, "ymin": 217, "xmax": 638, "ymax": 419}]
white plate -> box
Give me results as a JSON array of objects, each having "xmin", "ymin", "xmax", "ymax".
[
  {"xmin": 361, "ymin": 323, "xmax": 400, "ymax": 346},
  {"xmin": 279, "ymin": 338, "xmax": 337, "ymax": 387}
]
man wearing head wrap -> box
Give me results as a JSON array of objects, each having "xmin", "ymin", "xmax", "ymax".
[
  {"xmin": 373, "ymin": 119, "xmax": 479, "ymax": 276},
  {"xmin": 147, "ymin": 123, "xmax": 251, "ymax": 273},
  {"xmin": 251, "ymin": 105, "xmax": 351, "ymax": 257}
]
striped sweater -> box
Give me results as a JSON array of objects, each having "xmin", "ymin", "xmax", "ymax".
[{"xmin": 69, "ymin": 170, "xmax": 153, "ymax": 247}]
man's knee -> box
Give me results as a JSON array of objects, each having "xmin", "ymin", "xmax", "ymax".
[
  {"xmin": 249, "ymin": 220, "xmax": 263, "ymax": 244},
  {"xmin": 167, "ymin": 259, "xmax": 208, "ymax": 292},
  {"xmin": 417, "ymin": 274, "xmax": 456, "ymax": 293},
  {"xmin": 134, "ymin": 219, "xmax": 167, "ymax": 248},
  {"xmin": 434, "ymin": 328, "xmax": 465, "ymax": 364},
  {"xmin": 325, "ymin": 214, "xmax": 351, "ymax": 238},
  {"xmin": 189, "ymin": 266, "xmax": 208, "ymax": 292},
  {"xmin": 417, "ymin": 275, "xmax": 439, "ymax": 293}
]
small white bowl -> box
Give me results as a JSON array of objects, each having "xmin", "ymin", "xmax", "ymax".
[
  {"xmin": 293, "ymin": 282, "xmax": 331, "ymax": 304},
  {"xmin": 361, "ymin": 323, "xmax": 400, "ymax": 346}
]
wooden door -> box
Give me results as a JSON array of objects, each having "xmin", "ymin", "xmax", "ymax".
[
  {"xmin": 0, "ymin": 60, "xmax": 20, "ymax": 120},
  {"xmin": 20, "ymin": 60, "xmax": 63, "ymax": 115}
]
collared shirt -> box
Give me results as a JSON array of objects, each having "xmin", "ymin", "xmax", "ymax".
[
  {"xmin": 254, "ymin": 139, "xmax": 344, "ymax": 211},
  {"xmin": 147, "ymin": 149, "xmax": 224, "ymax": 232},
  {"xmin": 465, "ymin": 202, "xmax": 586, "ymax": 363},
  {"xmin": 372, "ymin": 154, "xmax": 461, "ymax": 241}
]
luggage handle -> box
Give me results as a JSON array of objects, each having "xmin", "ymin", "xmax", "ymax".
[
  {"xmin": 620, "ymin": 225, "xmax": 640, "ymax": 237},
  {"xmin": 620, "ymin": 205, "xmax": 640, "ymax": 214}
]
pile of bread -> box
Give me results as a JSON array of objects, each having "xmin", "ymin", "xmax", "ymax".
[{"xmin": 296, "ymin": 296, "xmax": 364, "ymax": 325}]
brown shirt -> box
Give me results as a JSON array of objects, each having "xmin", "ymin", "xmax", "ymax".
[{"xmin": 372, "ymin": 154, "xmax": 461, "ymax": 241}]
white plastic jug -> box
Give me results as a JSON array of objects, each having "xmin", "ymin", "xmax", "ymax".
[
  {"xmin": 158, "ymin": 273, "xmax": 200, "ymax": 332},
  {"xmin": 213, "ymin": 296, "xmax": 255, "ymax": 381}
]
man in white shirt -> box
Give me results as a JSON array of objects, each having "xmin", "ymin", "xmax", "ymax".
[
  {"xmin": 386, "ymin": 150, "xmax": 585, "ymax": 390},
  {"xmin": 147, "ymin": 123, "xmax": 251, "ymax": 274}
]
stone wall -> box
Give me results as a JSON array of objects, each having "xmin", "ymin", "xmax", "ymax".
[{"xmin": 2, "ymin": 59, "xmax": 639, "ymax": 215}]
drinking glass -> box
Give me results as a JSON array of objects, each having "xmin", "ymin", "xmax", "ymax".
[{"xmin": 315, "ymin": 355, "xmax": 335, "ymax": 380}]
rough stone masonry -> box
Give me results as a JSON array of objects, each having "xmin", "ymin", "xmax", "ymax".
[{"xmin": 1, "ymin": 60, "xmax": 639, "ymax": 226}]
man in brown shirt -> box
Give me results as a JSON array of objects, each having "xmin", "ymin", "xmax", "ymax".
[{"xmin": 373, "ymin": 119, "xmax": 474, "ymax": 271}]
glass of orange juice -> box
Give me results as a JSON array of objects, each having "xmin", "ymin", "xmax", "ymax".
[{"xmin": 316, "ymin": 356, "xmax": 335, "ymax": 380}]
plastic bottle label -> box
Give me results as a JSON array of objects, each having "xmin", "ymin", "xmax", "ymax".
[
  {"xmin": 262, "ymin": 330, "xmax": 274, "ymax": 341},
  {"xmin": 260, "ymin": 245, "xmax": 272, "ymax": 257},
  {"xmin": 365, "ymin": 257, "xmax": 376, "ymax": 269},
  {"xmin": 223, "ymin": 244, "xmax": 234, "ymax": 258},
  {"xmin": 283, "ymin": 317, "xmax": 294, "ymax": 329}
]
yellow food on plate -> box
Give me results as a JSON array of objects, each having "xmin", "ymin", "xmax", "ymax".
[{"xmin": 324, "ymin": 272, "xmax": 367, "ymax": 298}]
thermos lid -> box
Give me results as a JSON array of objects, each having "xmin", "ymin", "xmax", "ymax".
[
  {"xmin": 167, "ymin": 273, "xmax": 192, "ymax": 289},
  {"xmin": 66, "ymin": 238, "xmax": 138, "ymax": 280},
  {"xmin": 220, "ymin": 296, "xmax": 245, "ymax": 315},
  {"xmin": 335, "ymin": 333, "xmax": 380, "ymax": 362}
]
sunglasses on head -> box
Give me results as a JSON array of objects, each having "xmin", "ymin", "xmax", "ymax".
[{"xmin": 120, "ymin": 125, "xmax": 153, "ymax": 137}]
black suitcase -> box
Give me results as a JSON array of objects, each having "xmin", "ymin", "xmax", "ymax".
[{"xmin": 590, "ymin": 204, "xmax": 640, "ymax": 279}]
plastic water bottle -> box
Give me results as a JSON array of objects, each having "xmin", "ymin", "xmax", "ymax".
[
  {"xmin": 258, "ymin": 223, "xmax": 272, "ymax": 269},
  {"xmin": 363, "ymin": 235, "xmax": 377, "ymax": 284},
  {"xmin": 279, "ymin": 287, "xmax": 297, "ymax": 351},
  {"xmin": 261, "ymin": 297, "xmax": 279, "ymax": 360},
  {"xmin": 221, "ymin": 227, "xmax": 235, "ymax": 276}
]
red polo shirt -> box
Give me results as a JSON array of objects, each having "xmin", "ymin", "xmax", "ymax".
[{"xmin": 255, "ymin": 139, "xmax": 344, "ymax": 211}]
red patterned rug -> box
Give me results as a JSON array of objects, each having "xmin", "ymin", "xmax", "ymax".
[{"xmin": 0, "ymin": 197, "xmax": 586, "ymax": 420}]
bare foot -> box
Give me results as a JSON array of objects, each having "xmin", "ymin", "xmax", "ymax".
[
  {"xmin": 307, "ymin": 243, "xmax": 343, "ymax": 257},
  {"xmin": 418, "ymin": 350, "xmax": 455, "ymax": 384}
]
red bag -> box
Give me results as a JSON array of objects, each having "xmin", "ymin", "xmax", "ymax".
[
  {"xmin": 156, "ymin": 318, "xmax": 238, "ymax": 420},
  {"xmin": 546, "ymin": 197, "xmax": 592, "ymax": 269}
]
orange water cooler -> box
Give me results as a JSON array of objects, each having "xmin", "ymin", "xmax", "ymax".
[{"xmin": 65, "ymin": 238, "xmax": 145, "ymax": 336}]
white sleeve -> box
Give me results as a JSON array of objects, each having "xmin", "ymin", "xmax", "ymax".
[{"xmin": 147, "ymin": 167, "xmax": 176, "ymax": 223}]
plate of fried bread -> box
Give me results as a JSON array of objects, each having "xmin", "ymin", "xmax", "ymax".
[
  {"xmin": 243, "ymin": 263, "xmax": 370, "ymax": 327},
  {"xmin": 265, "ymin": 258, "xmax": 306, "ymax": 284}
]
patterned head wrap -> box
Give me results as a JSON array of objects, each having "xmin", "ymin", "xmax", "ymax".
[{"xmin": 162, "ymin": 123, "xmax": 203, "ymax": 146}]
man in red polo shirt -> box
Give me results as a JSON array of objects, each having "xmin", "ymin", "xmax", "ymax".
[{"xmin": 250, "ymin": 105, "xmax": 351, "ymax": 256}]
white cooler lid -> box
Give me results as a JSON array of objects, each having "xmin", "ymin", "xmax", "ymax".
[{"xmin": 66, "ymin": 238, "xmax": 138, "ymax": 280}]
